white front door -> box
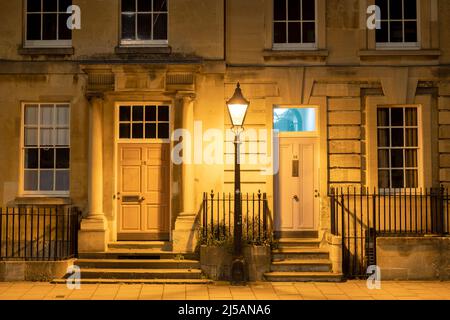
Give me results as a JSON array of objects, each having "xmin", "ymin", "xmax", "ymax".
[{"xmin": 275, "ymin": 137, "xmax": 319, "ymax": 235}]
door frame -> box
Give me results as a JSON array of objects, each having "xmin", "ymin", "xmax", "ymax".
[
  {"xmin": 273, "ymin": 105, "xmax": 321, "ymax": 238},
  {"xmin": 113, "ymin": 101, "xmax": 174, "ymax": 242}
]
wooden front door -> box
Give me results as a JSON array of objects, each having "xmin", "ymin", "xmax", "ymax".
[
  {"xmin": 117, "ymin": 144, "xmax": 170, "ymax": 240},
  {"xmin": 275, "ymin": 137, "xmax": 319, "ymax": 236}
]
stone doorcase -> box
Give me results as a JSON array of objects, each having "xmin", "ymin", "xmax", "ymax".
[{"xmin": 78, "ymin": 64, "xmax": 200, "ymax": 253}]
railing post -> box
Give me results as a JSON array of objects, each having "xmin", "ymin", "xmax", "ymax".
[
  {"xmin": 263, "ymin": 192, "xmax": 268, "ymax": 241},
  {"xmin": 330, "ymin": 188, "xmax": 336, "ymax": 235},
  {"xmin": 341, "ymin": 190, "xmax": 347, "ymax": 277},
  {"xmin": 210, "ymin": 190, "xmax": 214, "ymax": 240}
]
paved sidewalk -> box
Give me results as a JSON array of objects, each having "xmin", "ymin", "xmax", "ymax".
[{"xmin": 0, "ymin": 281, "xmax": 449, "ymax": 300}]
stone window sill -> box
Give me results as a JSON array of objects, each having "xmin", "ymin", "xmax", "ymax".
[
  {"xmin": 358, "ymin": 49, "xmax": 441, "ymax": 58},
  {"xmin": 14, "ymin": 196, "xmax": 72, "ymax": 206},
  {"xmin": 18, "ymin": 47, "xmax": 75, "ymax": 56},
  {"xmin": 263, "ymin": 49, "xmax": 329, "ymax": 58},
  {"xmin": 115, "ymin": 46, "xmax": 172, "ymax": 55}
]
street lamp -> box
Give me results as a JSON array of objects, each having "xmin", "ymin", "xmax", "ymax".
[{"xmin": 226, "ymin": 82, "xmax": 249, "ymax": 285}]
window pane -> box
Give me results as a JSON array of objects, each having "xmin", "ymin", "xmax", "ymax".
[
  {"xmin": 40, "ymin": 149, "xmax": 55, "ymax": 169},
  {"xmin": 302, "ymin": 0, "xmax": 315, "ymax": 20},
  {"xmin": 302, "ymin": 22, "xmax": 315, "ymax": 43},
  {"xmin": 404, "ymin": 21, "xmax": 417, "ymax": 42},
  {"xmin": 391, "ymin": 108, "xmax": 403, "ymax": 126},
  {"xmin": 25, "ymin": 128, "xmax": 38, "ymax": 146},
  {"xmin": 25, "ymin": 149, "xmax": 39, "ymax": 169},
  {"xmin": 122, "ymin": 13, "xmax": 136, "ymax": 40},
  {"xmin": 59, "ymin": 13, "xmax": 72, "ymax": 40},
  {"xmin": 153, "ymin": 13, "xmax": 167, "ymax": 40},
  {"xmin": 56, "ymin": 128, "xmax": 69, "ymax": 145},
  {"xmin": 137, "ymin": 13, "xmax": 152, "ymax": 40},
  {"xmin": 391, "ymin": 170, "xmax": 404, "ymax": 188},
  {"xmin": 138, "ymin": 0, "xmax": 152, "ymax": 11},
  {"xmin": 378, "ymin": 149, "xmax": 390, "ymax": 168},
  {"xmin": 55, "ymin": 170, "xmax": 70, "ymax": 191},
  {"xmin": 406, "ymin": 169, "xmax": 418, "ymax": 188},
  {"xmin": 27, "ymin": 14, "xmax": 42, "ymax": 40},
  {"xmin": 391, "ymin": 149, "xmax": 404, "ymax": 168},
  {"xmin": 389, "ymin": 0, "xmax": 403, "ymax": 19},
  {"xmin": 43, "ymin": 13, "xmax": 58, "ymax": 40},
  {"xmin": 274, "ymin": 0, "xmax": 286, "ymax": 20},
  {"xmin": 59, "ymin": 0, "xmax": 72, "ymax": 11},
  {"xmin": 390, "ymin": 21, "xmax": 403, "ymax": 42},
  {"xmin": 56, "ymin": 148, "xmax": 70, "ymax": 168},
  {"xmin": 288, "ymin": 0, "xmax": 301, "ymax": 20},
  {"xmin": 40, "ymin": 170, "xmax": 54, "ymax": 191},
  {"xmin": 56, "ymin": 105, "xmax": 69, "ymax": 125},
  {"xmin": 132, "ymin": 123, "xmax": 144, "ymax": 139},
  {"xmin": 404, "ymin": 0, "xmax": 417, "ymax": 19},
  {"xmin": 40, "ymin": 128, "xmax": 54, "ymax": 146},
  {"xmin": 391, "ymin": 128, "xmax": 404, "ymax": 147},
  {"xmin": 377, "ymin": 129, "xmax": 390, "ymax": 147},
  {"xmin": 158, "ymin": 123, "xmax": 170, "ymax": 139},
  {"xmin": 27, "ymin": 0, "xmax": 42, "ymax": 12},
  {"xmin": 24, "ymin": 170, "xmax": 39, "ymax": 191},
  {"xmin": 405, "ymin": 149, "xmax": 417, "ymax": 167},
  {"xmin": 376, "ymin": 22, "xmax": 389, "ymax": 42},
  {"xmin": 378, "ymin": 170, "xmax": 390, "ymax": 188},
  {"xmin": 41, "ymin": 105, "xmax": 54, "ymax": 125},
  {"xmin": 377, "ymin": 108, "xmax": 389, "ymax": 126},
  {"xmin": 288, "ymin": 22, "xmax": 301, "ymax": 43},
  {"xmin": 274, "ymin": 22, "xmax": 286, "ymax": 43},
  {"xmin": 145, "ymin": 123, "xmax": 157, "ymax": 138},
  {"xmin": 376, "ymin": 0, "xmax": 388, "ymax": 19},
  {"xmin": 405, "ymin": 128, "xmax": 418, "ymax": 147},
  {"xmin": 158, "ymin": 106, "xmax": 169, "ymax": 121},
  {"xmin": 119, "ymin": 124, "xmax": 131, "ymax": 139},
  {"xmin": 132, "ymin": 106, "xmax": 144, "ymax": 121},
  {"xmin": 145, "ymin": 106, "xmax": 157, "ymax": 121},
  {"xmin": 405, "ymin": 108, "xmax": 417, "ymax": 126},
  {"xmin": 43, "ymin": 0, "xmax": 57, "ymax": 12},
  {"xmin": 25, "ymin": 105, "xmax": 39, "ymax": 125},
  {"xmin": 120, "ymin": 106, "xmax": 131, "ymax": 121},
  {"xmin": 153, "ymin": 0, "xmax": 167, "ymax": 12},
  {"xmin": 122, "ymin": 0, "xmax": 136, "ymax": 12}
]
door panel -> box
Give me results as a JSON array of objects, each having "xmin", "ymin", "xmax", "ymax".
[
  {"xmin": 276, "ymin": 138, "xmax": 319, "ymax": 235},
  {"xmin": 117, "ymin": 143, "xmax": 170, "ymax": 241}
]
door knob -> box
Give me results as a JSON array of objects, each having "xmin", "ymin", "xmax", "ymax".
[
  {"xmin": 293, "ymin": 195, "xmax": 299, "ymax": 202},
  {"xmin": 139, "ymin": 196, "xmax": 146, "ymax": 202},
  {"xmin": 314, "ymin": 190, "xmax": 320, "ymax": 198}
]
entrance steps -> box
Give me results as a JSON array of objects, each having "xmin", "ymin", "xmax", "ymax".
[
  {"xmin": 53, "ymin": 242, "xmax": 212, "ymax": 285},
  {"xmin": 264, "ymin": 238, "xmax": 343, "ymax": 282}
]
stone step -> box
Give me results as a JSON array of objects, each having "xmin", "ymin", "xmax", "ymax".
[
  {"xmin": 52, "ymin": 278, "xmax": 213, "ymax": 285},
  {"xmin": 264, "ymin": 272, "xmax": 343, "ymax": 282},
  {"xmin": 73, "ymin": 268, "xmax": 203, "ymax": 280},
  {"xmin": 271, "ymin": 259, "xmax": 332, "ymax": 272},
  {"xmin": 108, "ymin": 241, "xmax": 171, "ymax": 250},
  {"xmin": 79, "ymin": 250, "xmax": 197, "ymax": 260},
  {"xmin": 272, "ymin": 248, "xmax": 329, "ymax": 261},
  {"xmin": 75, "ymin": 259, "xmax": 200, "ymax": 270},
  {"xmin": 277, "ymin": 238, "xmax": 322, "ymax": 248}
]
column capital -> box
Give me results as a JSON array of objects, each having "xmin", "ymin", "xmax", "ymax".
[
  {"xmin": 175, "ymin": 91, "xmax": 196, "ymax": 103},
  {"xmin": 86, "ymin": 92, "xmax": 105, "ymax": 103}
]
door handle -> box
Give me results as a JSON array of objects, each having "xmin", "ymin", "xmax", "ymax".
[
  {"xmin": 293, "ymin": 195, "xmax": 299, "ymax": 202},
  {"xmin": 139, "ymin": 196, "xmax": 146, "ymax": 202}
]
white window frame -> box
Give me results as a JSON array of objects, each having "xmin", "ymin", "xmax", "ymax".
[
  {"xmin": 20, "ymin": 103, "xmax": 71, "ymax": 197},
  {"xmin": 120, "ymin": 0, "xmax": 169, "ymax": 47},
  {"xmin": 272, "ymin": 0, "xmax": 318, "ymax": 50},
  {"xmin": 376, "ymin": 105, "xmax": 423, "ymax": 191},
  {"xmin": 375, "ymin": 0, "xmax": 421, "ymax": 50},
  {"xmin": 23, "ymin": 0, "xmax": 73, "ymax": 48},
  {"xmin": 272, "ymin": 105, "xmax": 320, "ymax": 138}
]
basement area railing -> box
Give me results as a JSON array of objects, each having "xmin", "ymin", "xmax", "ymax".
[
  {"xmin": 201, "ymin": 190, "xmax": 272, "ymax": 245},
  {"xmin": 330, "ymin": 187, "xmax": 450, "ymax": 278},
  {"xmin": 0, "ymin": 206, "xmax": 82, "ymax": 261}
]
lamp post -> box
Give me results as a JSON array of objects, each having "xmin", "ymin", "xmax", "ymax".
[{"xmin": 226, "ymin": 82, "xmax": 250, "ymax": 285}]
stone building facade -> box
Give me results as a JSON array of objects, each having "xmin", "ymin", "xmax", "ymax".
[{"xmin": 0, "ymin": 0, "xmax": 449, "ymax": 260}]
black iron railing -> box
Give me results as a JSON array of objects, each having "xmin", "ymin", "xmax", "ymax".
[
  {"xmin": 201, "ymin": 190, "xmax": 271, "ymax": 245},
  {"xmin": 330, "ymin": 187, "xmax": 450, "ymax": 278},
  {"xmin": 0, "ymin": 206, "xmax": 81, "ymax": 261}
]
